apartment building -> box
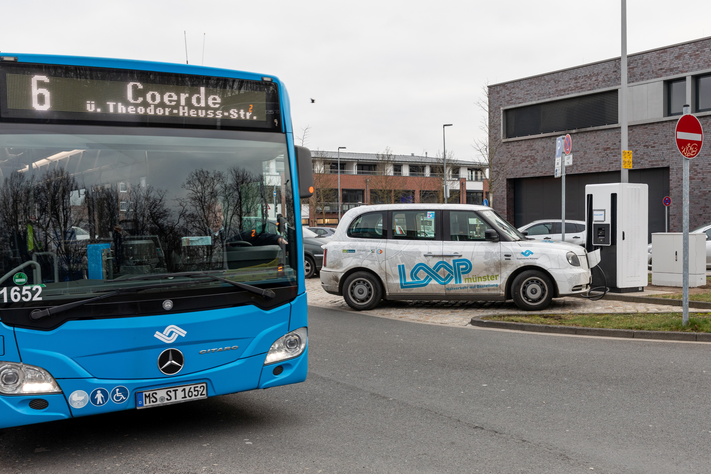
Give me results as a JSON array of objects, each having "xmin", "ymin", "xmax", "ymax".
[{"xmin": 305, "ymin": 151, "xmax": 488, "ymax": 226}]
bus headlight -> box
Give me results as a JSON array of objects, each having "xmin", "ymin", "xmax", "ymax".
[
  {"xmin": 264, "ymin": 327, "xmax": 308, "ymax": 365},
  {"xmin": 0, "ymin": 362, "xmax": 62, "ymax": 395},
  {"xmin": 566, "ymin": 251, "xmax": 581, "ymax": 267}
]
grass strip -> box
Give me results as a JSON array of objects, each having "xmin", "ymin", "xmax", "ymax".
[
  {"xmin": 652, "ymin": 293, "xmax": 711, "ymax": 303},
  {"xmin": 483, "ymin": 312, "xmax": 711, "ymax": 332}
]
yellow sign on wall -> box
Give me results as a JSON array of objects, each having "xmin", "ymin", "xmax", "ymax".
[{"xmin": 622, "ymin": 150, "xmax": 633, "ymax": 169}]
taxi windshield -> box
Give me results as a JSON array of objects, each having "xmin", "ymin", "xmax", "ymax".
[
  {"xmin": 0, "ymin": 124, "xmax": 297, "ymax": 303},
  {"xmin": 479, "ymin": 210, "xmax": 527, "ymax": 241}
]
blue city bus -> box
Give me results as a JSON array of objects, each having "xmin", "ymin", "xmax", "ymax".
[{"xmin": 0, "ymin": 53, "xmax": 313, "ymax": 428}]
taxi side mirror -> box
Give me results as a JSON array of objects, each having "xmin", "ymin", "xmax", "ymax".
[{"xmin": 485, "ymin": 229, "xmax": 499, "ymax": 242}]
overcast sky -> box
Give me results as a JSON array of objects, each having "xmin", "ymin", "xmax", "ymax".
[{"xmin": 3, "ymin": 0, "xmax": 711, "ymax": 162}]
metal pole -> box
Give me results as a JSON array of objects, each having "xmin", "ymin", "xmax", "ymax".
[
  {"xmin": 682, "ymin": 105, "xmax": 690, "ymax": 325},
  {"xmin": 338, "ymin": 147, "xmax": 346, "ymax": 221},
  {"xmin": 620, "ymin": 0, "xmax": 629, "ymax": 183},
  {"xmin": 562, "ymin": 159, "xmax": 566, "ymax": 243},
  {"xmin": 443, "ymin": 124, "xmax": 452, "ymax": 202},
  {"xmin": 683, "ymin": 156, "xmax": 689, "ymax": 325}
]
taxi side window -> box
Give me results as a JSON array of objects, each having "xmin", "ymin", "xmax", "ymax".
[
  {"xmin": 347, "ymin": 212, "xmax": 385, "ymax": 239},
  {"xmin": 449, "ymin": 211, "xmax": 492, "ymax": 241},
  {"xmin": 392, "ymin": 210, "xmax": 437, "ymax": 240}
]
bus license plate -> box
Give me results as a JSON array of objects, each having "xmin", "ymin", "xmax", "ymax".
[{"xmin": 136, "ymin": 383, "xmax": 207, "ymax": 409}]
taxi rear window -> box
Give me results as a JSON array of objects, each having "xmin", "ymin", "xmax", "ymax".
[{"xmin": 347, "ymin": 212, "xmax": 385, "ymax": 239}]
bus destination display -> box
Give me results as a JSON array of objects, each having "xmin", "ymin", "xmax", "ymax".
[{"xmin": 0, "ymin": 64, "xmax": 280, "ymax": 130}]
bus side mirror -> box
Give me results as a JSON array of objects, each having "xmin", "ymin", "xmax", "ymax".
[
  {"xmin": 485, "ymin": 229, "xmax": 499, "ymax": 242},
  {"xmin": 295, "ymin": 146, "xmax": 314, "ymax": 199}
]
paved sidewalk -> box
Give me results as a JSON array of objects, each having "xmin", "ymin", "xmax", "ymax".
[{"xmin": 304, "ymin": 277, "xmax": 697, "ymax": 328}]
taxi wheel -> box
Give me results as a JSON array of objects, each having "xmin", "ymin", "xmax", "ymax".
[
  {"xmin": 304, "ymin": 255, "xmax": 316, "ymax": 279},
  {"xmin": 511, "ymin": 270, "xmax": 553, "ymax": 311},
  {"xmin": 343, "ymin": 272, "xmax": 382, "ymax": 311}
]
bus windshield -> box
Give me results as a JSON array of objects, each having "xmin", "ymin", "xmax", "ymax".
[{"xmin": 0, "ymin": 124, "xmax": 297, "ymax": 306}]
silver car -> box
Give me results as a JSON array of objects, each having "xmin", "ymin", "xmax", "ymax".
[{"xmin": 518, "ymin": 219, "xmax": 586, "ymax": 246}]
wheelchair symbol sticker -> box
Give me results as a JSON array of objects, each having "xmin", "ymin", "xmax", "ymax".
[{"xmin": 110, "ymin": 386, "xmax": 129, "ymax": 404}]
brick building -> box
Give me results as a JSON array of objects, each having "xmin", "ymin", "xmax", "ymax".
[
  {"xmin": 305, "ymin": 151, "xmax": 488, "ymax": 226},
  {"xmin": 489, "ymin": 36, "xmax": 711, "ymax": 239}
]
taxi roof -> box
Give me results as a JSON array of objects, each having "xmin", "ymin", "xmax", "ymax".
[{"xmin": 342, "ymin": 203, "xmax": 491, "ymax": 219}]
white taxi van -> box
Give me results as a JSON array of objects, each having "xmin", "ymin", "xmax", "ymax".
[{"xmin": 320, "ymin": 204, "xmax": 597, "ymax": 311}]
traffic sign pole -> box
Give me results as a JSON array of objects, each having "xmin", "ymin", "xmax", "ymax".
[
  {"xmin": 676, "ymin": 109, "xmax": 704, "ymax": 325},
  {"xmin": 662, "ymin": 196, "xmax": 671, "ymax": 232},
  {"xmin": 683, "ymin": 154, "xmax": 689, "ymax": 325}
]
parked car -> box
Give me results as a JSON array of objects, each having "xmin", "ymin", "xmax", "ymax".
[
  {"xmin": 308, "ymin": 226, "xmax": 336, "ymax": 238},
  {"xmin": 518, "ymin": 219, "xmax": 586, "ymax": 246},
  {"xmin": 303, "ymin": 227, "xmax": 329, "ymax": 278},
  {"xmin": 321, "ymin": 204, "xmax": 595, "ymax": 311},
  {"xmin": 648, "ymin": 223, "xmax": 711, "ymax": 269}
]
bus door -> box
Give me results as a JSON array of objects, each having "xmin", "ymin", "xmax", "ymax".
[
  {"xmin": 442, "ymin": 210, "xmax": 502, "ymax": 297},
  {"xmin": 385, "ymin": 209, "xmax": 443, "ymax": 298}
]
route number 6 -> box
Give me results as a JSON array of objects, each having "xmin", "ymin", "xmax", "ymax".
[{"xmin": 31, "ymin": 75, "xmax": 51, "ymax": 111}]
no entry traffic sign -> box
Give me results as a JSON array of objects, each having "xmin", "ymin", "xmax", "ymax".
[{"xmin": 675, "ymin": 114, "xmax": 704, "ymax": 159}]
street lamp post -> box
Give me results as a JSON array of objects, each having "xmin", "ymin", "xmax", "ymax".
[
  {"xmin": 442, "ymin": 124, "xmax": 452, "ymax": 202},
  {"xmin": 338, "ymin": 146, "xmax": 346, "ymax": 220}
]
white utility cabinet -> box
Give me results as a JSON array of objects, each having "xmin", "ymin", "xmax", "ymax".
[{"xmin": 651, "ymin": 233, "xmax": 706, "ymax": 287}]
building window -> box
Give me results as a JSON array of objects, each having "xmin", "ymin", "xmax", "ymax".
[
  {"xmin": 341, "ymin": 189, "xmax": 363, "ymax": 211},
  {"xmin": 420, "ymin": 190, "xmax": 439, "ymax": 203},
  {"xmin": 409, "ymin": 165, "xmax": 425, "ymax": 176},
  {"xmin": 393, "ymin": 164, "xmax": 402, "ymax": 176},
  {"xmin": 466, "ymin": 191, "xmax": 483, "ymax": 204},
  {"xmin": 467, "ymin": 169, "xmax": 484, "ymax": 181},
  {"xmin": 329, "ymin": 162, "xmax": 346, "ymax": 174},
  {"xmin": 396, "ymin": 190, "xmax": 415, "ymax": 203},
  {"xmin": 668, "ymin": 78, "xmax": 686, "ymax": 116},
  {"xmin": 504, "ymin": 90, "xmax": 618, "ymax": 138},
  {"xmin": 696, "ymin": 74, "xmax": 711, "ymax": 113},
  {"xmin": 357, "ymin": 163, "xmax": 377, "ymax": 175},
  {"xmin": 446, "ymin": 190, "xmax": 460, "ymax": 204},
  {"xmin": 119, "ymin": 182, "xmax": 127, "ymax": 193}
]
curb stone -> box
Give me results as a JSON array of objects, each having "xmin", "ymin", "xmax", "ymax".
[
  {"xmin": 602, "ymin": 293, "xmax": 711, "ymax": 309},
  {"xmin": 470, "ymin": 315, "xmax": 711, "ymax": 342}
]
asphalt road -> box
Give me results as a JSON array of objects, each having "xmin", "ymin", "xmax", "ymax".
[{"xmin": 1, "ymin": 306, "xmax": 710, "ymax": 473}]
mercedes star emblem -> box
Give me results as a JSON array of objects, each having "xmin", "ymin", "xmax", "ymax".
[{"xmin": 157, "ymin": 348, "xmax": 184, "ymax": 375}]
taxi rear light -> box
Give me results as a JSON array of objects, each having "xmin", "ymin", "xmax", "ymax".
[{"xmin": 323, "ymin": 249, "xmax": 327, "ymax": 268}]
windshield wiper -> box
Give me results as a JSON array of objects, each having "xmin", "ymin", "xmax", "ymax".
[
  {"xmin": 30, "ymin": 274, "xmax": 275, "ymax": 321},
  {"xmin": 118, "ymin": 271, "xmax": 276, "ymax": 300}
]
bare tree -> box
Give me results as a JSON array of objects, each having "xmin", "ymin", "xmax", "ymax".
[
  {"xmin": 472, "ymin": 83, "xmax": 510, "ymax": 207},
  {"xmin": 428, "ymin": 151, "xmax": 457, "ymax": 203},
  {"xmin": 369, "ymin": 147, "xmax": 406, "ymax": 204},
  {"xmin": 308, "ymin": 150, "xmax": 337, "ymax": 225},
  {"xmin": 298, "ymin": 125, "xmax": 311, "ymax": 148}
]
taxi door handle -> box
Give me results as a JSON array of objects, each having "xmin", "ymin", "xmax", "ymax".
[{"xmin": 424, "ymin": 252, "xmax": 461, "ymax": 257}]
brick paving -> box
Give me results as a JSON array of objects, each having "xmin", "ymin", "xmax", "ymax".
[{"xmin": 304, "ymin": 277, "xmax": 695, "ymax": 328}]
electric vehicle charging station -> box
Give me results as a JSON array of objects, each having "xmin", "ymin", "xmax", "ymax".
[{"xmin": 585, "ymin": 183, "xmax": 648, "ymax": 292}]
